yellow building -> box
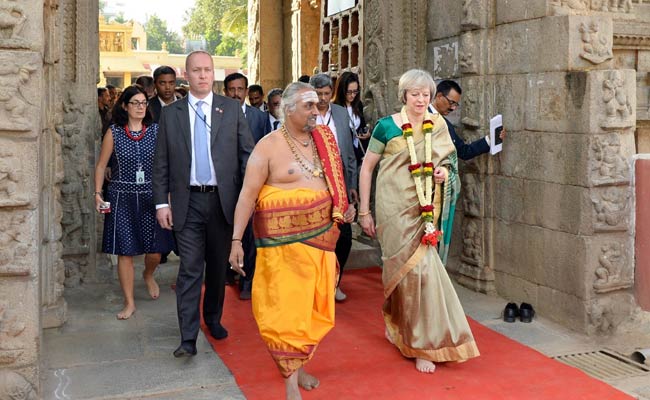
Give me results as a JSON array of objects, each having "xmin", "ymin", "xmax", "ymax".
[{"xmin": 98, "ymin": 16, "xmax": 242, "ymax": 88}]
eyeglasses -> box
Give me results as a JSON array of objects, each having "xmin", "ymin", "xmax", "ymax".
[
  {"xmin": 346, "ymin": 89, "xmax": 360, "ymax": 95},
  {"xmin": 128, "ymin": 101, "xmax": 148, "ymax": 107},
  {"xmin": 443, "ymin": 95, "xmax": 460, "ymax": 108}
]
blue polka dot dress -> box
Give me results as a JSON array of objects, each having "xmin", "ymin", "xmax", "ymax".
[{"xmin": 102, "ymin": 123, "xmax": 174, "ymax": 256}]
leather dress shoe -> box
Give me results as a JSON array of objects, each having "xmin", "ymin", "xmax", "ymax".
[
  {"xmin": 503, "ymin": 302, "xmax": 519, "ymax": 323},
  {"xmin": 207, "ymin": 323, "xmax": 228, "ymax": 340},
  {"xmin": 173, "ymin": 342, "xmax": 197, "ymax": 358},
  {"xmin": 520, "ymin": 303, "xmax": 535, "ymax": 323}
]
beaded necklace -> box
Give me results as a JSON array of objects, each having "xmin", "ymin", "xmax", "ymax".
[{"xmin": 282, "ymin": 125, "xmax": 324, "ymax": 179}]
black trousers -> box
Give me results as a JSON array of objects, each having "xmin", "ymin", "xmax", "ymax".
[
  {"xmin": 239, "ymin": 219, "xmax": 256, "ymax": 288},
  {"xmin": 334, "ymin": 223, "xmax": 352, "ymax": 287},
  {"xmin": 174, "ymin": 191, "xmax": 231, "ymax": 344}
]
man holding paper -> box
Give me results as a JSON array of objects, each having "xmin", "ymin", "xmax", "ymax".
[{"xmin": 429, "ymin": 80, "xmax": 506, "ymax": 160}]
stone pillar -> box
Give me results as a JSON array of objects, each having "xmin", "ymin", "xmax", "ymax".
[
  {"xmin": 362, "ymin": 0, "xmax": 428, "ymax": 123},
  {"xmin": 249, "ymin": 0, "xmax": 285, "ymax": 90},
  {"xmin": 0, "ymin": 0, "xmax": 45, "ymax": 395},
  {"xmin": 59, "ymin": 0, "xmax": 101, "ymax": 287}
]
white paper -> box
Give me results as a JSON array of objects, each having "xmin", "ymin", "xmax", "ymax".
[{"xmin": 489, "ymin": 114, "xmax": 503, "ymax": 155}]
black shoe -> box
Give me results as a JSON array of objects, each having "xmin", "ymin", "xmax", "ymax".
[
  {"xmin": 503, "ymin": 302, "xmax": 519, "ymax": 323},
  {"xmin": 207, "ymin": 322, "xmax": 228, "ymax": 340},
  {"xmin": 520, "ymin": 303, "xmax": 535, "ymax": 323},
  {"xmin": 239, "ymin": 280, "xmax": 252, "ymax": 300},
  {"xmin": 173, "ymin": 341, "xmax": 197, "ymax": 358}
]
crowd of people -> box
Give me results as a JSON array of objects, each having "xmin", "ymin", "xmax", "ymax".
[{"xmin": 95, "ymin": 51, "xmax": 507, "ymax": 399}]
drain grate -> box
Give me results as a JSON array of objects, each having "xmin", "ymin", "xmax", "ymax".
[{"xmin": 553, "ymin": 350, "xmax": 650, "ymax": 380}]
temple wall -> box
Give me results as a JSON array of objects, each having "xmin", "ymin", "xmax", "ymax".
[{"xmin": 421, "ymin": 0, "xmax": 646, "ymax": 334}]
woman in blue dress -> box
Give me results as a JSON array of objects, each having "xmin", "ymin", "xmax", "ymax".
[{"xmin": 94, "ymin": 85, "xmax": 174, "ymax": 320}]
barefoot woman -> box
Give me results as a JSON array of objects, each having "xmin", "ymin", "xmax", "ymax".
[
  {"xmin": 94, "ymin": 85, "xmax": 174, "ymax": 319},
  {"xmin": 358, "ymin": 70, "xmax": 479, "ymax": 373},
  {"xmin": 229, "ymin": 82, "xmax": 354, "ymax": 399}
]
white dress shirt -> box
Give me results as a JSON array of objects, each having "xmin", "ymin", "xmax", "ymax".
[{"xmin": 317, "ymin": 106, "xmax": 338, "ymax": 145}]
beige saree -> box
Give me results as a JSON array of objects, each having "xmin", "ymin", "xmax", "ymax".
[{"xmin": 373, "ymin": 114, "xmax": 479, "ymax": 362}]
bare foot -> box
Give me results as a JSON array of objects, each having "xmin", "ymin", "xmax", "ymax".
[
  {"xmin": 116, "ymin": 304, "xmax": 136, "ymax": 320},
  {"xmin": 415, "ymin": 358, "xmax": 436, "ymax": 374},
  {"xmin": 143, "ymin": 272, "xmax": 159, "ymax": 299},
  {"xmin": 385, "ymin": 327, "xmax": 395, "ymax": 344},
  {"xmin": 284, "ymin": 372, "xmax": 302, "ymax": 400},
  {"xmin": 297, "ymin": 368, "xmax": 319, "ymax": 390}
]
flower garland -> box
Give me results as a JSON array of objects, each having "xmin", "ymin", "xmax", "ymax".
[{"xmin": 401, "ymin": 107, "xmax": 443, "ymax": 247}]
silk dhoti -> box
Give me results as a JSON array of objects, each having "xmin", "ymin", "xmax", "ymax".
[{"xmin": 252, "ymin": 185, "xmax": 340, "ymax": 377}]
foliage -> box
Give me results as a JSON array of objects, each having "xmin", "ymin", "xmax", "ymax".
[
  {"xmin": 144, "ymin": 14, "xmax": 185, "ymax": 54},
  {"xmin": 183, "ymin": 0, "xmax": 247, "ymax": 61}
]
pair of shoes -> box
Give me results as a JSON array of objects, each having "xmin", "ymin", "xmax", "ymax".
[
  {"xmin": 173, "ymin": 341, "xmax": 197, "ymax": 358},
  {"xmin": 206, "ymin": 322, "xmax": 228, "ymax": 340},
  {"xmin": 503, "ymin": 303, "xmax": 519, "ymax": 322},
  {"xmin": 520, "ymin": 302, "xmax": 535, "ymax": 323},
  {"xmin": 335, "ymin": 287, "xmax": 347, "ymax": 302},
  {"xmin": 239, "ymin": 280, "xmax": 252, "ymax": 300},
  {"xmin": 503, "ymin": 302, "xmax": 536, "ymax": 323}
]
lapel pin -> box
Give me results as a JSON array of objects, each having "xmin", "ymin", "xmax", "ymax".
[{"xmin": 215, "ymin": 107, "xmax": 223, "ymax": 113}]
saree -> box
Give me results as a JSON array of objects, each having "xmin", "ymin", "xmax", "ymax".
[{"xmin": 371, "ymin": 114, "xmax": 479, "ymax": 362}]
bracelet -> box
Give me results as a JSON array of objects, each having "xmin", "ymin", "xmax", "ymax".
[
  {"xmin": 93, "ymin": 191, "xmax": 102, "ymax": 196},
  {"xmin": 232, "ymin": 238, "xmax": 242, "ymax": 242},
  {"xmin": 358, "ymin": 210, "xmax": 371, "ymax": 217}
]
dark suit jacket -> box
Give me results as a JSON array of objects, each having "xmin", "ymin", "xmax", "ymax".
[
  {"xmin": 152, "ymin": 94, "xmax": 255, "ymax": 230},
  {"xmin": 245, "ymin": 104, "xmax": 272, "ymax": 143},
  {"xmin": 148, "ymin": 98, "xmax": 163, "ymax": 123},
  {"xmin": 443, "ymin": 116, "xmax": 490, "ymax": 161},
  {"xmin": 330, "ymin": 103, "xmax": 359, "ymax": 196}
]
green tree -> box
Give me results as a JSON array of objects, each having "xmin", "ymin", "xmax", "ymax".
[
  {"xmin": 183, "ymin": 0, "xmax": 247, "ymax": 61},
  {"xmin": 144, "ymin": 14, "xmax": 185, "ymax": 54}
]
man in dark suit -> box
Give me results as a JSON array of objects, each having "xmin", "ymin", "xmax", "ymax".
[
  {"xmin": 430, "ymin": 80, "xmax": 506, "ymax": 160},
  {"xmin": 266, "ymin": 88, "xmax": 283, "ymax": 131},
  {"xmin": 224, "ymin": 73, "xmax": 272, "ymax": 143},
  {"xmin": 153, "ymin": 51, "xmax": 255, "ymax": 357},
  {"xmin": 148, "ymin": 65, "xmax": 179, "ymax": 124},
  {"xmin": 310, "ymin": 73, "xmax": 358, "ymax": 302},
  {"xmin": 223, "ymin": 73, "xmax": 272, "ymax": 299}
]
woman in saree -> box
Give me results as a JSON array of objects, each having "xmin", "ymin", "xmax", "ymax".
[{"xmin": 358, "ymin": 69, "xmax": 479, "ymax": 373}]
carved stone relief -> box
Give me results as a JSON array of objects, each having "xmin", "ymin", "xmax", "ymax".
[
  {"xmin": 551, "ymin": 0, "xmax": 633, "ymax": 13},
  {"xmin": 0, "ymin": 212, "xmax": 33, "ymax": 277},
  {"xmin": 0, "ymin": 149, "xmax": 28, "ymax": 207},
  {"xmin": 0, "ymin": 53, "xmax": 38, "ymax": 132},
  {"xmin": 594, "ymin": 242, "xmax": 632, "ymax": 293},
  {"xmin": 588, "ymin": 294, "xmax": 634, "ymax": 335},
  {"xmin": 462, "ymin": 174, "xmax": 482, "ymax": 217},
  {"xmin": 0, "ymin": 369, "xmax": 37, "ymax": 400},
  {"xmin": 461, "ymin": 0, "xmax": 484, "ymax": 30},
  {"xmin": 601, "ymin": 70, "xmax": 634, "ymax": 128},
  {"xmin": 362, "ymin": 0, "xmax": 388, "ymax": 125},
  {"xmin": 579, "ymin": 21, "xmax": 613, "ymax": 64},
  {"xmin": 461, "ymin": 77, "xmax": 481, "ymax": 128},
  {"xmin": 461, "ymin": 219, "xmax": 483, "ymax": 265},
  {"xmin": 0, "ymin": 302, "xmax": 25, "ymax": 366},
  {"xmin": 591, "ymin": 186, "xmax": 630, "ymax": 231},
  {"xmin": 590, "ymin": 133, "xmax": 629, "ymax": 185},
  {"xmin": 459, "ymin": 32, "xmax": 479, "ymax": 75},
  {"xmin": 0, "ymin": 0, "xmax": 29, "ymax": 49}
]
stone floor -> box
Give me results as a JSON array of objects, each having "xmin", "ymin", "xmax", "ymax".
[{"xmin": 41, "ymin": 247, "xmax": 650, "ymax": 399}]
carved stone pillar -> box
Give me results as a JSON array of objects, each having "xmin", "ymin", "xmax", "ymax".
[
  {"xmin": 59, "ymin": 0, "xmax": 100, "ymax": 287},
  {"xmin": 0, "ymin": 0, "xmax": 47, "ymax": 393},
  {"xmin": 362, "ymin": 0, "xmax": 428, "ymax": 124}
]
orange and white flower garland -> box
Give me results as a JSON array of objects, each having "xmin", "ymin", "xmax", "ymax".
[{"xmin": 401, "ymin": 107, "xmax": 443, "ymax": 247}]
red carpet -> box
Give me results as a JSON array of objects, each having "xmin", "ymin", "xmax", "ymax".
[{"xmin": 202, "ymin": 268, "xmax": 633, "ymax": 399}]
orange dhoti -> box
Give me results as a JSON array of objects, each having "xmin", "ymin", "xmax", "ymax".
[{"xmin": 252, "ymin": 185, "xmax": 340, "ymax": 378}]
